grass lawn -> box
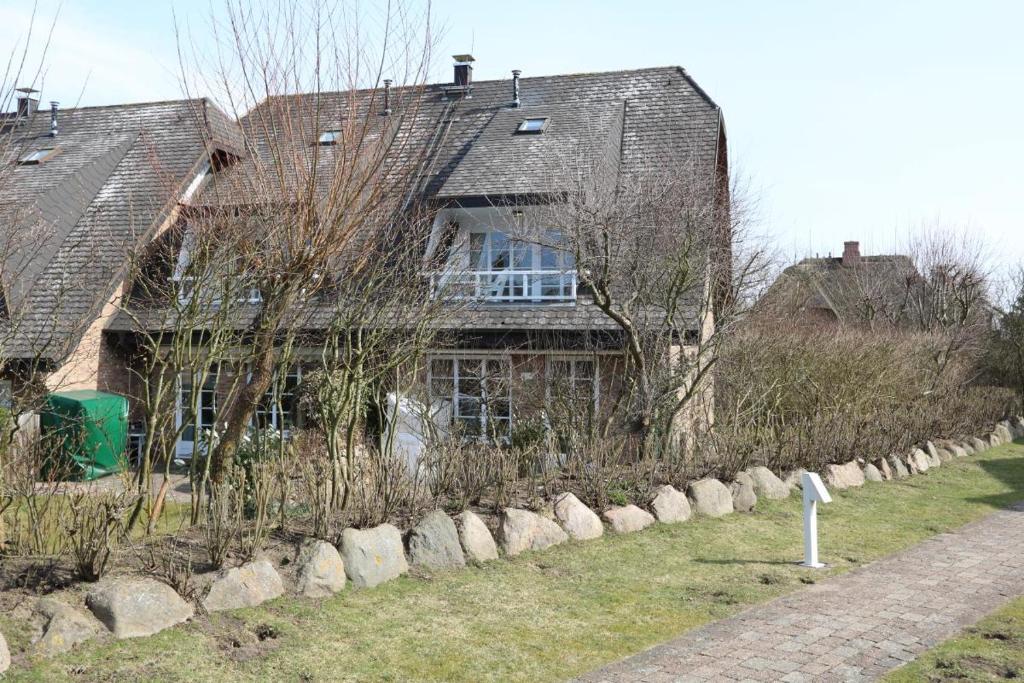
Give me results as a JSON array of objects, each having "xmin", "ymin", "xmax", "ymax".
[
  {"xmin": 5, "ymin": 443, "xmax": 1024, "ymax": 682},
  {"xmin": 885, "ymin": 595, "xmax": 1024, "ymax": 682}
]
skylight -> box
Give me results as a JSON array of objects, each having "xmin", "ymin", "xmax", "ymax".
[
  {"xmin": 17, "ymin": 147, "xmax": 59, "ymax": 165},
  {"xmin": 318, "ymin": 130, "xmax": 341, "ymax": 145},
  {"xmin": 516, "ymin": 117, "xmax": 548, "ymax": 134}
]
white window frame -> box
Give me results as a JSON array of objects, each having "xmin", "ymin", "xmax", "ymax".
[
  {"xmin": 427, "ymin": 354, "xmax": 512, "ymax": 440},
  {"xmin": 176, "ymin": 364, "xmax": 220, "ymax": 459},
  {"xmin": 252, "ymin": 365, "xmax": 302, "ymax": 438},
  {"xmin": 545, "ymin": 356, "xmax": 599, "ymax": 410}
]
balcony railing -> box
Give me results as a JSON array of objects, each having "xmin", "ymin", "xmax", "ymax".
[{"xmin": 431, "ymin": 269, "xmax": 578, "ymax": 303}]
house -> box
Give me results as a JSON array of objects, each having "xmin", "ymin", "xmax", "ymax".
[
  {"xmin": 0, "ymin": 58, "xmax": 728, "ymax": 454},
  {"xmin": 756, "ymin": 241, "xmax": 918, "ymax": 328}
]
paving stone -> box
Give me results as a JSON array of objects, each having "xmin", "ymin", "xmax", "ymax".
[{"xmin": 574, "ymin": 503, "xmax": 1024, "ymax": 682}]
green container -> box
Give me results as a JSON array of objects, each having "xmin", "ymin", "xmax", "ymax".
[{"xmin": 40, "ymin": 390, "xmax": 128, "ymax": 481}]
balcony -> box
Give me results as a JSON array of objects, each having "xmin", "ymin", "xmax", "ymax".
[{"xmin": 431, "ymin": 269, "xmax": 577, "ymax": 303}]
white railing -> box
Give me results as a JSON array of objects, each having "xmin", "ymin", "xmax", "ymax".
[{"xmin": 431, "ymin": 269, "xmax": 578, "ymax": 303}]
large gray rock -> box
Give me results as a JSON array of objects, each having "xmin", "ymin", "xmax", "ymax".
[
  {"xmin": 825, "ymin": 462, "xmax": 865, "ymax": 489},
  {"xmin": 936, "ymin": 447, "xmax": 954, "ymax": 463},
  {"xmin": 295, "ymin": 540, "xmax": 346, "ymax": 598},
  {"xmin": 553, "ymin": 492, "xmax": 604, "ymax": 540},
  {"xmin": 888, "ymin": 455, "xmax": 910, "ymax": 479},
  {"xmin": 925, "ymin": 441, "xmax": 943, "ymax": 467},
  {"xmin": 997, "ymin": 423, "xmax": 1014, "ymax": 443},
  {"xmin": 602, "ymin": 504, "xmax": 655, "ymax": 533},
  {"xmin": 340, "ymin": 524, "xmax": 409, "ymax": 588},
  {"xmin": 908, "ymin": 449, "xmax": 930, "ymax": 473},
  {"xmin": 862, "ymin": 463, "xmax": 884, "ymax": 482},
  {"xmin": 498, "ymin": 508, "xmax": 569, "ymax": 556},
  {"xmin": 0, "ymin": 630, "xmax": 9, "ymax": 674},
  {"xmin": 407, "ymin": 510, "xmax": 467, "ymax": 571},
  {"xmin": 949, "ymin": 444, "xmax": 969, "ymax": 458},
  {"xmin": 744, "ymin": 466, "xmax": 791, "ymax": 500},
  {"xmin": 990, "ymin": 432, "xmax": 1002, "ymax": 448},
  {"xmin": 86, "ymin": 577, "xmax": 193, "ymax": 639},
  {"xmin": 456, "ymin": 511, "xmax": 499, "ymax": 563},
  {"xmin": 687, "ymin": 478, "xmax": 734, "ymax": 517},
  {"xmin": 960, "ymin": 441, "xmax": 975, "ymax": 456},
  {"xmin": 730, "ymin": 473, "xmax": 757, "ymax": 512},
  {"xmin": 650, "ymin": 485, "xmax": 692, "ymax": 523},
  {"xmin": 971, "ymin": 436, "xmax": 988, "ymax": 453},
  {"xmin": 203, "ymin": 560, "xmax": 284, "ymax": 612},
  {"xmin": 874, "ymin": 458, "xmax": 893, "ymax": 480},
  {"xmin": 33, "ymin": 598, "xmax": 100, "ymax": 657}
]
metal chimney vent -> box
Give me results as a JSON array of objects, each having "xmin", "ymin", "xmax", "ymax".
[
  {"xmin": 511, "ymin": 70, "xmax": 522, "ymax": 108},
  {"xmin": 49, "ymin": 101, "xmax": 59, "ymax": 137}
]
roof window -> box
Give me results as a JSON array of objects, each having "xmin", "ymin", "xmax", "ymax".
[
  {"xmin": 17, "ymin": 147, "xmax": 60, "ymax": 165},
  {"xmin": 516, "ymin": 117, "xmax": 548, "ymax": 134},
  {"xmin": 318, "ymin": 130, "xmax": 341, "ymax": 145}
]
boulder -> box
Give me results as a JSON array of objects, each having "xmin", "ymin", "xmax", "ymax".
[
  {"xmin": 295, "ymin": 540, "xmax": 346, "ymax": 598},
  {"xmin": 888, "ymin": 455, "xmax": 910, "ymax": 479},
  {"xmin": 936, "ymin": 447, "xmax": 954, "ymax": 463},
  {"xmin": 961, "ymin": 441, "xmax": 975, "ymax": 456},
  {"xmin": 553, "ymin": 492, "xmax": 604, "ymax": 540},
  {"xmin": 340, "ymin": 524, "xmax": 409, "ymax": 588},
  {"xmin": 203, "ymin": 560, "xmax": 284, "ymax": 612},
  {"xmin": 686, "ymin": 478, "xmax": 734, "ymax": 517},
  {"xmin": 602, "ymin": 504, "xmax": 656, "ymax": 533},
  {"xmin": 455, "ymin": 511, "xmax": 499, "ymax": 563},
  {"xmin": 730, "ymin": 473, "xmax": 757, "ymax": 512},
  {"xmin": 33, "ymin": 598, "xmax": 100, "ymax": 657},
  {"xmin": 997, "ymin": 423, "xmax": 1014, "ymax": 443},
  {"xmin": 783, "ymin": 469, "xmax": 807, "ymax": 490},
  {"xmin": 862, "ymin": 463, "xmax": 884, "ymax": 482},
  {"xmin": 498, "ymin": 508, "xmax": 569, "ymax": 557},
  {"xmin": 407, "ymin": 511, "xmax": 467, "ymax": 571},
  {"xmin": 874, "ymin": 458, "xmax": 893, "ymax": 480},
  {"xmin": 908, "ymin": 448, "xmax": 930, "ymax": 473},
  {"xmin": 0, "ymin": 630, "xmax": 8, "ymax": 674},
  {"xmin": 824, "ymin": 461, "xmax": 865, "ymax": 489},
  {"xmin": 971, "ymin": 437, "xmax": 988, "ymax": 453},
  {"xmin": 744, "ymin": 466, "xmax": 791, "ymax": 500},
  {"xmin": 990, "ymin": 432, "xmax": 1001, "ymax": 448},
  {"xmin": 86, "ymin": 577, "xmax": 193, "ymax": 639},
  {"xmin": 950, "ymin": 444, "xmax": 969, "ymax": 458},
  {"xmin": 926, "ymin": 441, "xmax": 943, "ymax": 463},
  {"xmin": 650, "ymin": 485, "xmax": 692, "ymax": 523}
]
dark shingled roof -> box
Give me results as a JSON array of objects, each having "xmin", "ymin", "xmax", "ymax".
[{"xmin": 0, "ymin": 98, "xmax": 240, "ymax": 361}]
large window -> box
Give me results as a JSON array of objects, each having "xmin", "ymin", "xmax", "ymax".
[
  {"xmin": 254, "ymin": 366, "xmax": 302, "ymax": 434},
  {"xmin": 177, "ymin": 365, "xmax": 220, "ymax": 458},
  {"xmin": 429, "ymin": 356, "xmax": 511, "ymax": 439},
  {"xmin": 547, "ymin": 357, "xmax": 598, "ymax": 407},
  {"xmin": 458, "ymin": 229, "xmax": 575, "ymax": 302}
]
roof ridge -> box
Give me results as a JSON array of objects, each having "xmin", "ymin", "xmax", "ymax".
[{"xmin": 51, "ymin": 96, "xmax": 210, "ymax": 113}]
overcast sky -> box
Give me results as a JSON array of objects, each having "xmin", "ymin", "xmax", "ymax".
[{"xmin": 3, "ymin": 0, "xmax": 1021, "ymax": 273}]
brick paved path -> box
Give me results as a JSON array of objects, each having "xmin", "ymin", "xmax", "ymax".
[{"xmin": 577, "ymin": 504, "xmax": 1024, "ymax": 682}]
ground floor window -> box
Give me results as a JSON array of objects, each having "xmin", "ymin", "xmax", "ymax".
[
  {"xmin": 546, "ymin": 357, "xmax": 598, "ymax": 407},
  {"xmin": 429, "ymin": 356, "xmax": 511, "ymax": 439},
  {"xmin": 254, "ymin": 365, "xmax": 302, "ymax": 435},
  {"xmin": 177, "ymin": 364, "xmax": 219, "ymax": 457}
]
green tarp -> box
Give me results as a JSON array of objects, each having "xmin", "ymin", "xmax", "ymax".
[{"xmin": 40, "ymin": 390, "xmax": 128, "ymax": 481}]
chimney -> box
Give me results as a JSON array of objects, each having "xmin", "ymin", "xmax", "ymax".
[
  {"xmin": 842, "ymin": 241, "xmax": 861, "ymax": 267},
  {"xmin": 511, "ymin": 69, "xmax": 522, "ymax": 107},
  {"xmin": 49, "ymin": 101, "xmax": 59, "ymax": 137},
  {"xmin": 452, "ymin": 54, "xmax": 474, "ymax": 86},
  {"xmin": 15, "ymin": 87, "xmax": 39, "ymax": 118},
  {"xmin": 383, "ymin": 79, "xmax": 392, "ymax": 115}
]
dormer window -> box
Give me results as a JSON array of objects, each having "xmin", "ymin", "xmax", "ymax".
[
  {"xmin": 318, "ymin": 130, "xmax": 341, "ymax": 146},
  {"xmin": 17, "ymin": 147, "xmax": 60, "ymax": 165},
  {"xmin": 516, "ymin": 117, "xmax": 548, "ymax": 134}
]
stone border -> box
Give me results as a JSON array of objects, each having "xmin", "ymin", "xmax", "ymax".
[{"xmin": 3, "ymin": 417, "xmax": 1022, "ymax": 673}]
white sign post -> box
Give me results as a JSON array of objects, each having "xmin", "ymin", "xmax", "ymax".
[{"xmin": 800, "ymin": 472, "xmax": 832, "ymax": 568}]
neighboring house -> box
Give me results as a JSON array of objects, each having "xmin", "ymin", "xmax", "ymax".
[
  {"xmin": 1, "ymin": 58, "xmax": 728, "ymax": 452},
  {"xmin": 757, "ymin": 241, "xmax": 919, "ymax": 328},
  {"xmin": 0, "ymin": 94, "xmax": 241, "ymax": 412}
]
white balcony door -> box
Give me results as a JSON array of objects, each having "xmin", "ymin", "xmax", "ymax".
[
  {"xmin": 176, "ymin": 364, "xmax": 219, "ymax": 459},
  {"xmin": 468, "ymin": 230, "xmax": 574, "ymax": 302}
]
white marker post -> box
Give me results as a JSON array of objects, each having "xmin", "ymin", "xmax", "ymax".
[{"xmin": 801, "ymin": 472, "xmax": 832, "ymax": 568}]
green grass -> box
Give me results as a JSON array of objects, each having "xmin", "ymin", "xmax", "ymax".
[
  {"xmin": 885, "ymin": 595, "xmax": 1024, "ymax": 682},
  {"xmin": 5, "ymin": 443, "xmax": 1024, "ymax": 682}
]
